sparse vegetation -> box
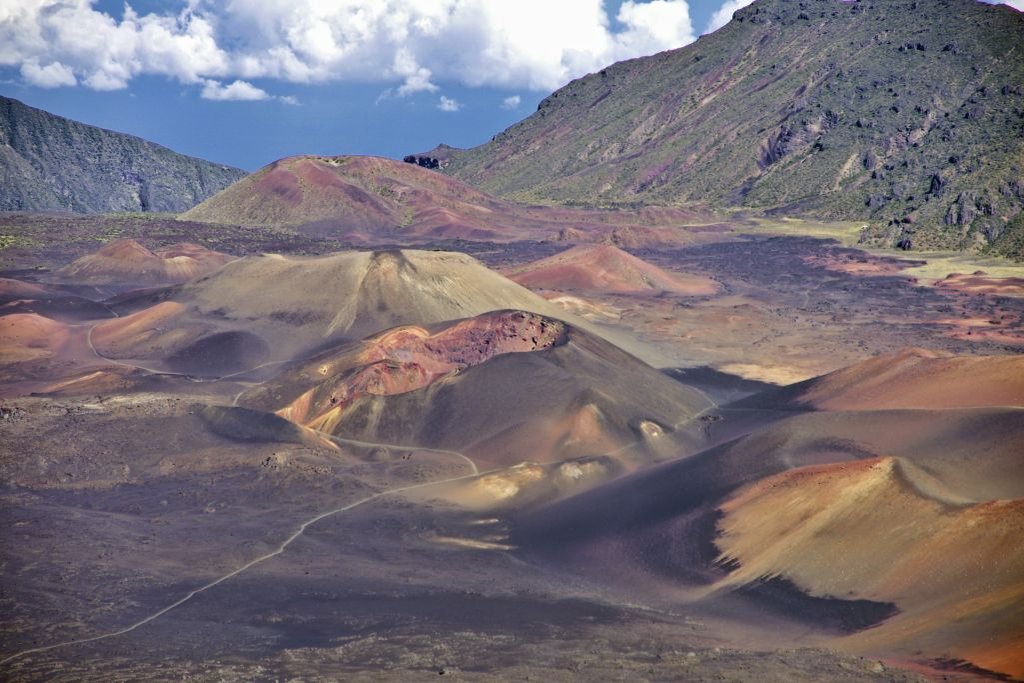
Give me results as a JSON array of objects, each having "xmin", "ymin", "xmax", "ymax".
[{"xmin": 438, "ymin": 0, "xmax": 1024, "ymax": 257}]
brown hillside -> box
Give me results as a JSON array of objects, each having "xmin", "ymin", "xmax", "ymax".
[
  {"xmin": 181, "ymin": 154, "xmax": 730, "ymax": 244},
  {"xmin": 505, "ymin": 243, "xmax": 719, "ymax": 295},
  {"xmin": 56, "ymin": 239, "xmax": 233, "ymax": 285}
]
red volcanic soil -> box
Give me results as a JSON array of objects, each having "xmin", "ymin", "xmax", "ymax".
[
  {"xmin": 504, "ymin": 244, "xmax": 720, "ymax": 295},
  {"xmin": 717, "ymin": 457, "xmax": 1024, "ymax": 679},
  {"xmin": 774, "ymin": 348, "xmax": 1024, "ymax": 410},
  {"xmin": 0, "ymin": 278, "xmax": 57, "ymax": 300},
  {"xmin": 275, "ymin": 310, "xmax": 568, "ymax": 430},
  {"xmin": 802, "ymin": 252, "xmax": 916, "ymax": 276},
  {"xmin": 241, "ymin": 308, "xmax": 711, "ymax": 467},
  {"xmin": 89, "ymin": 301, "xmax": 195, "ymax": 359},
  {"xmin": 934, "ymin": 271, "xmax": 1024, "ymax": 297},
  {"xmin": 0, "ymin": 313, "xmax": 69, "ymax": 363},
  {"xmin": 181, "ymin": 155, "xmax": 733, "ymax": 244},
  {"xmin": 56, "ymin": 239, "xmax": 233, "ymax": 285}
]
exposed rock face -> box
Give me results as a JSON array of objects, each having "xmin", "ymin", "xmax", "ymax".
[
  {"xmin": 0, "ymin": 96, "xmax": 246, "ymax": 213},
  {"xmin": 274, "ymin": 311, "xmax": 569, "ymax": 428},
  {"xmin": 433, "ymin": 0, "xmax": 1024, "ymax": 256}
]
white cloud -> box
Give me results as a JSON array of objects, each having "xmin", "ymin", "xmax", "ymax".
[
  {"xmin": 437, "ymin": 95, "xmax": 462, "ymax": 112},
  {"xmin": 1, "ymin": 1, "xmax": 699, "ymax": 98},
  {"xmin": 501, "ymin": 95, "xmax": 521, "ymax": 110},
  {"xmin": 705, "ymin": 0, "xmax": 755, "ymax": 34},
  {"xmin": 200, "ymin": 78, "xmax": 269, "ymax": 101},
  {"xmin": 20, "ymin": 59, "xmax": 76, "ymax": 88},
  {"xmin": 616, "ymin": 0, "xmax": 694, "ymax": 56},
  {"xmin": 0, "ymin": 1, "xmax": 229, "ymax": 90},
  {"xmin": 200, "ymin": 78, "xmax": 298, "ymax": 104},
  {"xmin": 996, "ymin": 0, "xmax": 1024, "ymax": 9}
]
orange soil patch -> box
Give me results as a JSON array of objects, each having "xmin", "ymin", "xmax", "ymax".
[
  {"xmin": 803, "ymin": 253, "xmax": 912, "ymax": 276},
  {"xmin": 793, "ymin": 348, "xmax": 1024, "ymax": 410},
  {"xmin": 277, "ymin": 311, "xmax": 567, "ymax": 431},
  {"xmin": 0, "ymin": 313, "xmax": 69, "ymax": 362},
  {"xmin": 90, "ymin": 301, "xmax": 194, "ymax": 358},
  {"xmin": 933, "ymin": 271, "xmax": 1024, "ymax": 297},
  {"xmin": 505, "ymin": 244, "xmax": 720, "ymax": 295},
  {"xmin": 56, "ymin": 239, "xmax": 233, "ymax": 285},
  {"xmin": 0, "ymin": 278, "xmax": 58, "ymax": 300},
  {"xmin": 716, "ymin": 458, "xmax": 1024, "ymax": 678},
  {"xmin": 936, "ymin": 314, "xmax": 1024, "ymax": 346},
  {"xmin": 39, "ymin": 368, "xmax": 136, "ymax": 396}
]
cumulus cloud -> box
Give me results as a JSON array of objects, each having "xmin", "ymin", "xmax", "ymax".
[
  {"xmin": 437, "ymin": 95, "xmax": 462, "ymax": 112},
  {"xmin": 200, "ymin": 79, "xmax": 269, "ymax": 101},
  {"xmin": 616, "ymin": 0, "xmax": 694, "ymax": 56},
  {"xmin": 501, "ymin": 95, "xmax": 521, "ymax": 110},
  {"xmin": 1, "ymin": 0, "xmax": 698, "ymax": 98},
  {"xmin": 0, "ymin": 1, "xmax": 229, "ymax": 90},
  {"xmin": 200, "ymin": 78, "xmax": 299, "ymax": 104},
  {"xmin": 20, "ymin": 59, "xmax": 76, "ymax": 88},
  {"xmin": 705, "ymin": 0, "xmax": 755, "ymax": 34}
]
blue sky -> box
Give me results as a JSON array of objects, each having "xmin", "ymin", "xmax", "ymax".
[{"xmin": 0, "ymin": 0, "xmax": 1019, "ymax": 171}]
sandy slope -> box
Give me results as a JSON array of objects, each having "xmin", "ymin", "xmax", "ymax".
[
  {"xmin": 504, "ymin": 243, "xmax": 720, "ymax": 295},
  {"xmin": 56, "ymin": 239, "xmax": 233, "ymax": 285},
  {"xmin": 240, "ymin": 309, "xmax": 713, "ymax": 471},
  {"xmin": 717, "ymin": 457, "xmax": 1024, "ymax": 678},
  {"xmin": 763, "ymin": 348, "xmax": 1024, "ymax": 410}
]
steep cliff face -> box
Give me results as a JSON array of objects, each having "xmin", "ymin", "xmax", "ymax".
[
  {"xmin": 435, "ymin": 0, "xmax": 1024, "ymax": 256},
  {"xmin": 0, "ymin": 96, "xmax": 246, "ymax": 213}
]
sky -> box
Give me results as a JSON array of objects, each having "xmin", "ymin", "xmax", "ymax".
[{"xmin": 1, "ymin": 0, "xmax": 1021, "ymax": 171}]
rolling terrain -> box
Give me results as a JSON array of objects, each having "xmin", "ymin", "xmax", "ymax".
[
  {"xmin": 0, "ymin": 96, "xmax": 246, "ymax": 213},
  {"xmin": 433, "ymin": 0, "xmax": 1024, "ymax": 257},
  {"xmin": 503, "ymin": 243, "xmax": 720, "ymax": 295},
  {"xmin": 0, "ymin": 228, "xmax": 1020, "ymax": 681},
  {"xmin": 1, "ymin": 1, "xmax": 1023, "ymax": 677},
  {"xmin": 181, "ymin": 154, "xmax": 732, "ymax": 244}
]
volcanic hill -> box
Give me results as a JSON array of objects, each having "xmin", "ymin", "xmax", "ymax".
[
  {"xmin": 90, "ymin": 249, "xmax": 625, "ymax": 374},
  {"xmin": 433, "ymin": 0, "xmax": 1024, "ymax": 257},
  {"xmin": 504, "ymin": 243, "xmax": 720, "ymax": 295},
  {"xmin": 0, "ymin": 96, "xmax": 246, "ymax": 213},
  {"xmin": 56, "ymin": 239, "xmax": 234, "ymax": 286},
  {"xmin": 757, "ymin": 348, "xmax": 1024, "ymax": 410},
  {"xmin": 511, "ymin": 352, "xmax": 1024, "ymax": 677},
  {"xmin": 181, "ymin": 154, "xmax": 727, "ymax": 243},
  {"xmin": 239, "ymin": 309, "xmax": 713, "ymax": 470}
]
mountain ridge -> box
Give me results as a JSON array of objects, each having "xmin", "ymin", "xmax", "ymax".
[
  {"xmin": 432, "ymin": 0, "xmax": 1024, "ymax": 257},
  {"xmin": 0, "ymin": 95, "xmax": 247, "ymax": 213}
]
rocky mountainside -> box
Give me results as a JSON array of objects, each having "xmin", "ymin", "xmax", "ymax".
[
  {"xmin": 433, "ymin": 0, "xmax": 1024, "ymax": 257},
  {"xmin": 0, "ymin": 96, "xmax": 246, "ymax": 213}
]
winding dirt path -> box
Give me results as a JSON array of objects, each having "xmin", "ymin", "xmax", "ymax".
[
  {"xmin": 84, "ymin": 322, "xmax": 289, "ymax": 383},
  {"xmin": 0, "ymin": 464, "xmax": 485, "ymax": 667},
  {"xmin": 3, "ymin": 320, "xmax": 716, "ymax": 666}
]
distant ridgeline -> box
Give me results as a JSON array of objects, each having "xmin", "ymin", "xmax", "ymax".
[
  {"xmin": 431, "ymin": 0, "xmax": 1024, "ymax": 258},
  {"xmin": 0, "ymin": 96, "xmax": 247, "ymax": 213}
]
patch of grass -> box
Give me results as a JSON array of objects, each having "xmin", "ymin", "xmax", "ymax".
[
  {"xmin": 745, "ymin": 218, "xmax": 868, "ymax": 246},
  {"xmin": 896, "ymin": 251, "xmax": 1024, "ymax": 281}
]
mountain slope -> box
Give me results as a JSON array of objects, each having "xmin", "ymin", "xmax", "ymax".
[
  {"xmin": 436, "ymin": 0, "xmax": 1024, "ymax": 255},
  {"xmin": 0, "ymin": 96, "xmax": 246, "ymax": 213}
]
